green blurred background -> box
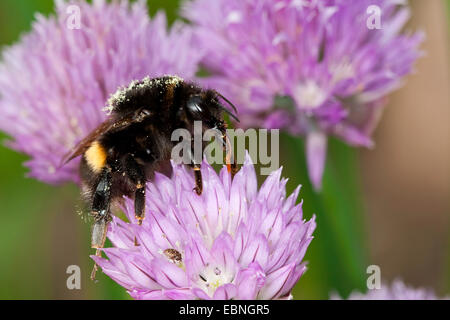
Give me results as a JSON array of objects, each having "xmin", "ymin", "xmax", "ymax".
[{"xmin": 0, "ymin": 0, "xmax": 448, "ymax": 299}]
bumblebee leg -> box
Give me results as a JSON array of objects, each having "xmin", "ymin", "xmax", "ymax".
[
  {"xmin": 224, "ymin": 134, "xmax": 238, "ymax": 178},
  {"xmin": 134, "ymin": 186, "xmax": 145, "ymax": 226},
  {"xmin": 123, "ymin": 155, "xmax": 147, "ymax": 225},
  {"xmin": 90, "ymin": 218, "xmax": 108, "ymax": 281},
  {"xmin": 218, "ymin": 128, "xmax": 238, "ymax": 178},
  {"xmin": 90, "ymin": 167, "xmax": 112, "ymax": 281},
  {"xmin": 186, "ymin": 147, "xmax": 203, "ymax": 195},
  {"xmin": 91, "ymin": 167, "xmax": 112, "ymax": 224},
  {"xmin": 193, "ymin": 164, "xmax": 202, "ymax": 195},
  {"xmin": 132, "ymin": 186, "xmax": 146, "ymax": 247}
]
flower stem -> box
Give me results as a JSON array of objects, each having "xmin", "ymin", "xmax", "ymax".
[{"xmin": 281, "ymin": 133, "xmax": 369, "ymax": 299}]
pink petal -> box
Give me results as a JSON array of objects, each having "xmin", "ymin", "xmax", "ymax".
[{"xmin": 306, "ymin": 131, "xmax": 327, "ymax": 191}]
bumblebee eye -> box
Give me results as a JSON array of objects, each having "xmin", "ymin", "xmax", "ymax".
[{"xmin": 187, "ymin": 95, "xmax": 203, "ymax": 115}]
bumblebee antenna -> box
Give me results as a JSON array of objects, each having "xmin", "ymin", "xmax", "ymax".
[
  {"xmin": 218, "ymin": 104, "xmax": 240, "ymax": 122},
  {"xmin": 214, "ymin": 91, "xmax": 238, "ymax": 113},
  {"xmin": 213, "ymin": 91, "xmax": 239, "ymax": 122}
]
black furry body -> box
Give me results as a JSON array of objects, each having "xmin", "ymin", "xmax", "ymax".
[{"xmin": 64, "ymin": 75, "xmax": 238, "ymax": 279}]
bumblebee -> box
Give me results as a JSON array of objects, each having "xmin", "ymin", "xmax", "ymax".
[{"xmin": 64, "ymin": 75, "xmax": 238, "ymax": 279}]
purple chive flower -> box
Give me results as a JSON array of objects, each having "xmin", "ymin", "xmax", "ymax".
[
  {"xmin": 0, "ymin": 0, "xmax": 202, "ymax": 184},
  {"xmin": 183, "ymin": 0, "xmax": 424, "ymax": 189},
  {"xmin": 332, "ymin": 280, "xmax": 449, "ymax": 300},
  {"xmin": 92, "ymin": 156, "xmax": 316, "ymax": 300}
]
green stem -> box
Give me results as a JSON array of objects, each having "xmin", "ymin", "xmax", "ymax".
[{"xmin": 281, "ymin": 134, "xmax": 369, "ymax": 299}]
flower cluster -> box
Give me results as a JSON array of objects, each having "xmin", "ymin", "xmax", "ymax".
[
  {"xmin": 332, "ymin": 280, "xmax": 449, "ymax": 300},
  {"xmin": 93, "ymin": 156, "xmax": 316, "ymax": 299},
  {"xmin": 0, "ymin": 0, "xmax": 434, "ymax": 301},
  {"xmin": 183, "ymin": 0, "xmax": 424, "ymax": 188},
  {"xmin": 0, "ymin": 0, "xmax": 202, "ymax": 184}
]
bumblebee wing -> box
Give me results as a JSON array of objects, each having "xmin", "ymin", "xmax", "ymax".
[
  {"xmin": 61, "ymin": 119, "xmax": 113, "ymax": 166},
  {"xmin": 61, "ymin": 114, "xmax": 135, "ymax": 166}
]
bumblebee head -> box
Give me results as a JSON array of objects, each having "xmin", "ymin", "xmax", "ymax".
[{"xmin": 185, "ymin": 88, "xmax": 239, "ymax": 129}]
